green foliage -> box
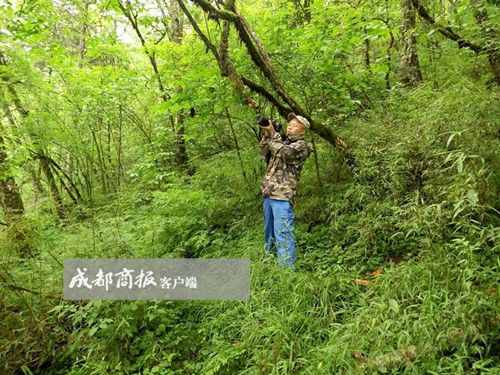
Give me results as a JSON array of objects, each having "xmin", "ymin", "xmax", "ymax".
[{"xmin": 1, "ymin": 0, "xmax": 500, "ymax": 374}]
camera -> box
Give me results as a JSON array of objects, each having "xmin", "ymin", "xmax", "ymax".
[{"xmin": 257, "ymin": 116, "xmax": 283, "ymax": 134}]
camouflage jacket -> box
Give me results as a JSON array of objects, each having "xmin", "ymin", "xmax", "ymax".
[{"xmin": 259, "ymin": 132, "xmax": 312, "ymax": 203}]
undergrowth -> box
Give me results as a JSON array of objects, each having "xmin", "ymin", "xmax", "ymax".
[{"xmin": 1, "ymin": 80, "xmax": 499, "ymax": 374}]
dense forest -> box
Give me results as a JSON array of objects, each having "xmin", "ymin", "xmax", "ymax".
[{"xmin": 1, "ymin": 0, "xmax": 499, "ymax": 373}]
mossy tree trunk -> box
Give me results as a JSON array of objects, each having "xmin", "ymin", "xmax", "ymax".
[
  {"xmin": 167, "ymin": 0, "xmax": 194, "ymax": 175},
  {"xmin": 0, "ymin": 124, "xmax": 24, "ymax": 223},
  {"xmin": 400, "ymin": 0, "xmax": 423, "ymax": 86}
]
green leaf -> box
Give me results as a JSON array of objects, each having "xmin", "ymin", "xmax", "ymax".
[{"xmin": 466, "ymin": 190, "xmax": 479, "ymax": 206}]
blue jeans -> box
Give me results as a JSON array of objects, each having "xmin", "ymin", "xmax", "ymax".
[{"xmin": 263, "ymin": 197, "xmax": 296, "ymax": 269}]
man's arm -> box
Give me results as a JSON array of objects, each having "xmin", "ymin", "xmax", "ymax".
[
  {"xmin": 268, "ymin": 139, "xmax": 311, "ymax": 161},
  {"xmin": 259, "ymin": 132, "xmax": 281, "ymax": 158},
  {"xmin": 259, "ymin": 121, "xmax": 281, "ymax": 160},
  {"xmin": 259, "ymin": 135, "xmax": 270, "ymax": 160}
]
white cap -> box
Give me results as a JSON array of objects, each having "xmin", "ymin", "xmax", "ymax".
[{"xmin": 295, "ymin": 115, "xmax": 310, "ymax": 129}]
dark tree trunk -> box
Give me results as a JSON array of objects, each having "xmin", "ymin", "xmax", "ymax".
[
  {"xmin": 0, "ymin": 128, "xmax": 24, "ymax": 222},
  {"xmin": 364, "ymin": 26, "xmax": 372, "ymax": 72},
  {"xmin": 0, "ymin": 110, "xmax": 30, "ymax": 256},
  {"xmin": 400, "ymin": 0, "xmax": 423, "ymax": 86},
  {"xmin": 0, "ymin": 96, "xmax": 25, "ymax": 223},
  {"xmin": 167, "ymin": 0, "xmax": 193, "ymax": 173}
]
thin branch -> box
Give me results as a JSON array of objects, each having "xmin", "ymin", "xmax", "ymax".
[
  {"xmin": 117, "ymin": 0, "xmax": 170, "ymax": 100},
  {"xmin": 411, "ymin": 0, "xmax": 483, "ymax": 53},
  {"xmin": 240, "ymin": 76, "xmax": 290, "ymax": 117},
  {"xmin": 176, "ymin": 0, "xmax": 219, "ymax": 58},
  {"xmin": 154, "ymin": 27, "xmax": 169, "ymax": 45}
]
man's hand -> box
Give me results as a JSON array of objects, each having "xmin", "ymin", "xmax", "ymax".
[{"xmin": 261, "ymin": 120, "xmax": 276, "ymax": 138}]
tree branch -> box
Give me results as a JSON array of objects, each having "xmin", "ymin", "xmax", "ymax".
[
  {"xmin": 177, "ymin": 0, "xmax": 287, "ymax": 115},
  {"xmin": 191, "ymin": 0, "xmax": 238, "ymax": 21},
  {"xmin": 411, "ymin": 0, "xmax": 483, "ymax": 53},
  {"xmin": 190, "ymin": 0, "xmax": 351, "ymax": 152},
  {"xmin": 176, "ymin": 0, "xmax": 219, "ymax": 58},
  {"xmin": 117, "ymin": 0, "xmax": 170, "ymax": 100},
  {"xmin": 240, "ymin": 76, "xmax": 291, "ymax": 117}
]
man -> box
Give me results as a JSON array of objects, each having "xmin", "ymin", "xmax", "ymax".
[{"xmin": 259, "ymin": 113, "xmax": 313, "ymax": 270}]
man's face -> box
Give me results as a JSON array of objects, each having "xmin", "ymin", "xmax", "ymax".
[{"xmin": 287, "ymin": 118, "xmax": 305, "ymax": 136}]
